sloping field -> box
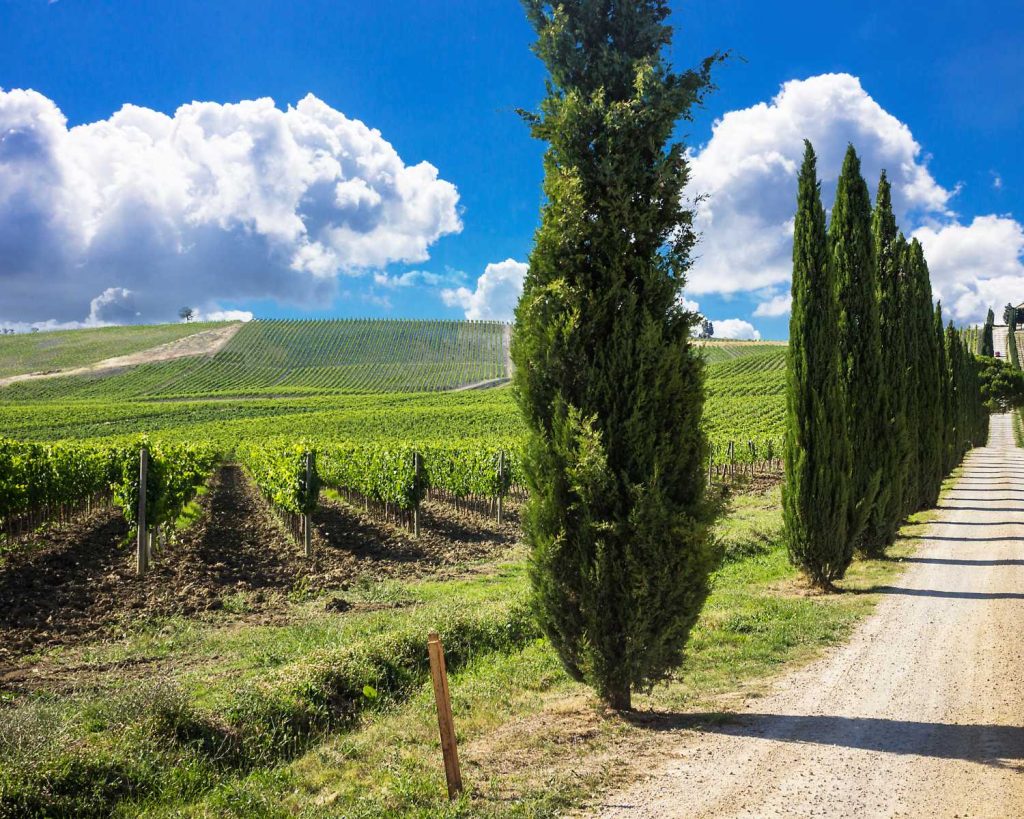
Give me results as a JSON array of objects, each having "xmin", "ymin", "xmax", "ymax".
[
  {"xmin": 699, "ymin": 340, "xmax": 786, "ymax": 364},
  {"xmin": 0, "ymin": 319, "xmax": 510, "ymax": 399},
  {"xmin": 0, "ymin": 322, "xmax": 228, "ymax": 379}
]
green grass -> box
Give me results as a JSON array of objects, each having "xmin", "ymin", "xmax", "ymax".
[
  {"xmin": 0, "ymin": 323, "xmax": 228, "ymax": 379},
  {"xmin": 0, "ymin": 487, "xmax": 920, "ymax": 817}
]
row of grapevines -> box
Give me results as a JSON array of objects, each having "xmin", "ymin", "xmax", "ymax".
[
  {"xmin": 318, "ymin": 442, "xmax": 423, "ymax": 509},
  {"xmin": 1, "ymin": 436, "xmax": 217, "ymax": 535},
  {"xmin": 246, "ymin": 439, "xmax": 526, "ymax": 516},
  {"xmin": 238, "ymin": 441, "xmax": 320, "ymax": 515},
  {"xmin": 419, "ymin": 442, "xmax": 516, "ymax": 499},
  {"xmin": 112, "ymin": 439, "xmax": 219, "ymax": 531},
  {"xmin": 0, "ymin": 438, "xmax": 120, "ymax": 525}
]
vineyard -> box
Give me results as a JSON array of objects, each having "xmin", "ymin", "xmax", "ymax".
[{"xmin": 0, "ymin": 319, "xmax": 510, "ymax": 399}]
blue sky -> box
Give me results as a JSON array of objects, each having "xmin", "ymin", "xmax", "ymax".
[{"xmin": 1, "ymin": 0, "xmax": 1022, "ymax": 339}]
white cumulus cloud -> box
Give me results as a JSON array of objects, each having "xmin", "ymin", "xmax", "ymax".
[
  {"xmin": 708, "ymin": 318, "xmax": 761, "ymax": 340},
  {"xmin": 442, "ymin": 258, "xmax": 527, "ymax": 321},
  {"xmin": 683, "ymin": 72, "xmax": 1024, "ymax": 326},
  {"xmin": 753, "ymin": 294, "xmax": 792, "ymax": 317},
  {"xmin": 686, "ymin": 73, "xmax": 951, "ymax": 298},
  {"xmin": 0, "ymin": 89, "xmax": 461, "ymax": 325},
  {"xmin": 913, "ymin": 215, "xmax": 1024, "ymax": 323}
]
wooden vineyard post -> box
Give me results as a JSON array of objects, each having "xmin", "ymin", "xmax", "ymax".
[
  {"xmin": 303, "ymin": 451, "xmax": 314, "ymax": 558},
  {"xmin": 413, "ymin": 452, "xmax": 422, "ymax": 537},
  {"xmin": 427, "ymin": 632, "xmax": 463, "ymax": 800},
  {"xmin": 496, "ymin": 450, "xmax": 505, "ymax": 526},
  {"xmin": 137, "ymin": 448, "xmax": 148, "ymax": 576}
]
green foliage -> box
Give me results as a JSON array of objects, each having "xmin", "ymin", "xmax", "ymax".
[
  {"xmin": 831, "ymin": 145, "xmax": 884, "ymax": 550},
  {"xmin": 513, "ymin": 0, "xmax": 720, "ymax": 709},
  {"xmin": 783, "ymin": 142, "xmax": 852, "ymax": 586},
  {"xmin": 978, "ymin": 356, "xmax": 1024, "ymax": 411},
  {"xmin": 239, "ymin": 442, "xmax": 320, "ymax": 515},
  {"xmin": 0, "ymin": 438, "xmax": 120, "ymax": 526},
  {"xmin": 112, "ymin": 439, "xmax": 219, "ymax": 532}
]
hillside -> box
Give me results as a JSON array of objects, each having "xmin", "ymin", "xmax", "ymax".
[
  {"xmin": 0, "ymin": 322, "xmax": 230, "ymax": 379},
  {"xmin": 0, "ymin": 319, "xmax": 512, "ymax": 399}
]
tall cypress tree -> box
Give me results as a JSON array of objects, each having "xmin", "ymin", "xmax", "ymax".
[
  {"xmin": 783, "ymin": 141, "xmax": 852, "ymax": 587},
  {"xmin": 981, "ymin": 308, "xmax": 995, "ymax": 357},
  {"xmin": 934, "ymin": 302, "xmax": 952, "ymax": 474},
  {"xmin": 512, "ymin": 1, "xmax": 720, "ymax": 709},
  {"xmin": 864, "ymin": 171, "xmax": 906, "ymax": 553},
  {"xmin": 831, "ymin": 145, "xmax": 884, "ymax": 549},
  {"xmin": 897, "ymin": 234, "xmax": 919, "ymax": 517},
  {"xmin": 910, "ymin": 240, "xmax": 943, "ymax": 508}
]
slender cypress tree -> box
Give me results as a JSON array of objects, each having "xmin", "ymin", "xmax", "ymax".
[
  {"xmin": 934, "ymin": 302, "xmax": 953, "ymax": 474},
  {"xmin": 981, "ymin": 308, "xmax": 995, "ymax": 357},
  {"xmin": 863, "ymin": 171, "xmax": 906, "ymax": 553},
  {"xmin": 783, "ymin": 141, "xmax": 852, "ymax": 587},
  {"xmin": 831, "ymin": 145, "xmax": 884, "ymax": 549},
  {"xmin": 512, "ymin": 1, "xmax": 720, "ymax": 709},
  {"xmin": 910, "ymin": 240, "xmax": 943, "ymax": 508},
  {"xmin": 897, "ymin": 234, "xmax": 919, "ymax": 517}
]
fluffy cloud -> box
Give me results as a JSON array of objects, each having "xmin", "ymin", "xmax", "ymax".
[
  {"xmin": 196, "ymin": 309, "xmax": 254, "ymax": 322},
  {"xmin": 753, "ymin": 294, "xmax": 792, "ymax": 317},
  {"xmin": 0, "ymin": 89, "xmax": 461, "ymax": 325},
  {"xmin": 913, "ymin": 215, "xmax": 1024, "ymax": 322},
  {"xmin": 442, "ymin": 258, "xmax": 527, "ymax": 321},
  {"xmin": 684, "ymin": 72, "xmax": 1024, "ymax": 326},
  {"xmin": 686, "ymin": 73, "xmax": 951, "ymax": 298},
  {"xmin": 709, "ymin": 318, "xmax": 761, "ymax": 340},
  {"xmin": 373, "ymin": 270, "xmax": 446, "ymax": 288}
]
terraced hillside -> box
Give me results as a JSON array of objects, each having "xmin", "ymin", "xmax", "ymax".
[
  {"xmin": 0, "ymin": 322, "xmax": 228, "ymax": 379},
  {"xmin": 0, "ymin": 319, "xmax": 510, "ymax": 399}
]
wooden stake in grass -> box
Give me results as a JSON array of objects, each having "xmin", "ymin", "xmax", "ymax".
[
  {"xmin": 303, "ymin": 451, "xmax": 313, "ymax": 558},
  {"xmin": 427, "ymin": 631, "xmax": 463, "ymax": 799},
  {"xmin": 136, "ymin": 448, "xmax": 149, "ymax": 576},
  {"xmin": 496, "ymin": 450, "xmax": 504, "ymax": 526}
]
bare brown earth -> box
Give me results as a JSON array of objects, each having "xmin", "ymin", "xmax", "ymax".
[
  {"xmin": 0, "ymin": 465, "xmax": 518, "ymax": 678},
  {"xmin": 595, "ymin": 413, "xmax": 1024, "ymax": 818},
  {"xmin": 0, "ymin": 322, "xmax": 242, "ymax": 387}
]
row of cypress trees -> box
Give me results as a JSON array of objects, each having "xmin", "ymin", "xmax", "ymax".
[{"xmin": 784, "ymin": 141, "xmax": 989, "ymax": 588}]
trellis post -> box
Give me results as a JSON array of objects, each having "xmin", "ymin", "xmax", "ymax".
[
  {"xmin": 303, "ymin": 451, "xmax": 314, "ymax": 558},
  {"xmin": 137, "ymin": 448, "xmax": 148, "ymax": 576}
]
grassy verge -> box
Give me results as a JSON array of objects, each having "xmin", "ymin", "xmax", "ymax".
[{"xmin": 0, "ymin": 484, "xmax": 931, "ymax": 817}]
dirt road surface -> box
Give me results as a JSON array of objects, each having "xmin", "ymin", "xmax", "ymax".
[{"xmin": 596, "ymin": 413, "xmax": 1024, "ymax": 818}]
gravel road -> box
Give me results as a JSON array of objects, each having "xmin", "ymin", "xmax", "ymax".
[{"xmin": 596, "ymin": 413, "xmax": 1024, "ymax": 818}]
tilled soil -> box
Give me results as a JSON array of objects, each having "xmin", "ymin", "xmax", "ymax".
[
  {"xmin": 0, "ymin": 464, "xmax": 518, "ymax": 667},
  {"xmin": 595, "ymin": 413, "xmax": 1024, "ymax": 818}
]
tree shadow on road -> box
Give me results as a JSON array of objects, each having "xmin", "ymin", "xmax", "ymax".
[
  {"xmin": 620, "ymin": 712, "xmax": 1024, "ymax": 770},
  {"xmin": 896, "ymin": 555, "xmax": 1024, "ymax": 565},
  {"xmin": 847, "ymin": 585, "xmax": 1024, "ymax": 600}
]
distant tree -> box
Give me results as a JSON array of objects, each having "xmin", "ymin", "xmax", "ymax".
[
  {"xmin": 699, "ymin": 319, "xmax": 715, "ymax": 339},
  {"xmin": 981, "ymin": 308, "xmax": 995, "ymax": 357},
  {"xmin": 783, "ymin": 141, "xmax": 852, "ymax": 588},
  {"xmin": 179, "ymin": 307, "xmax": 195, "ymax": 323},
  {"xmin": 512, "ymin": 0, "xmax": 721, "ymax": 709},
  {"xmin": 831, "ymin": 145, "xmax": 884, "ymax": 552}
]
